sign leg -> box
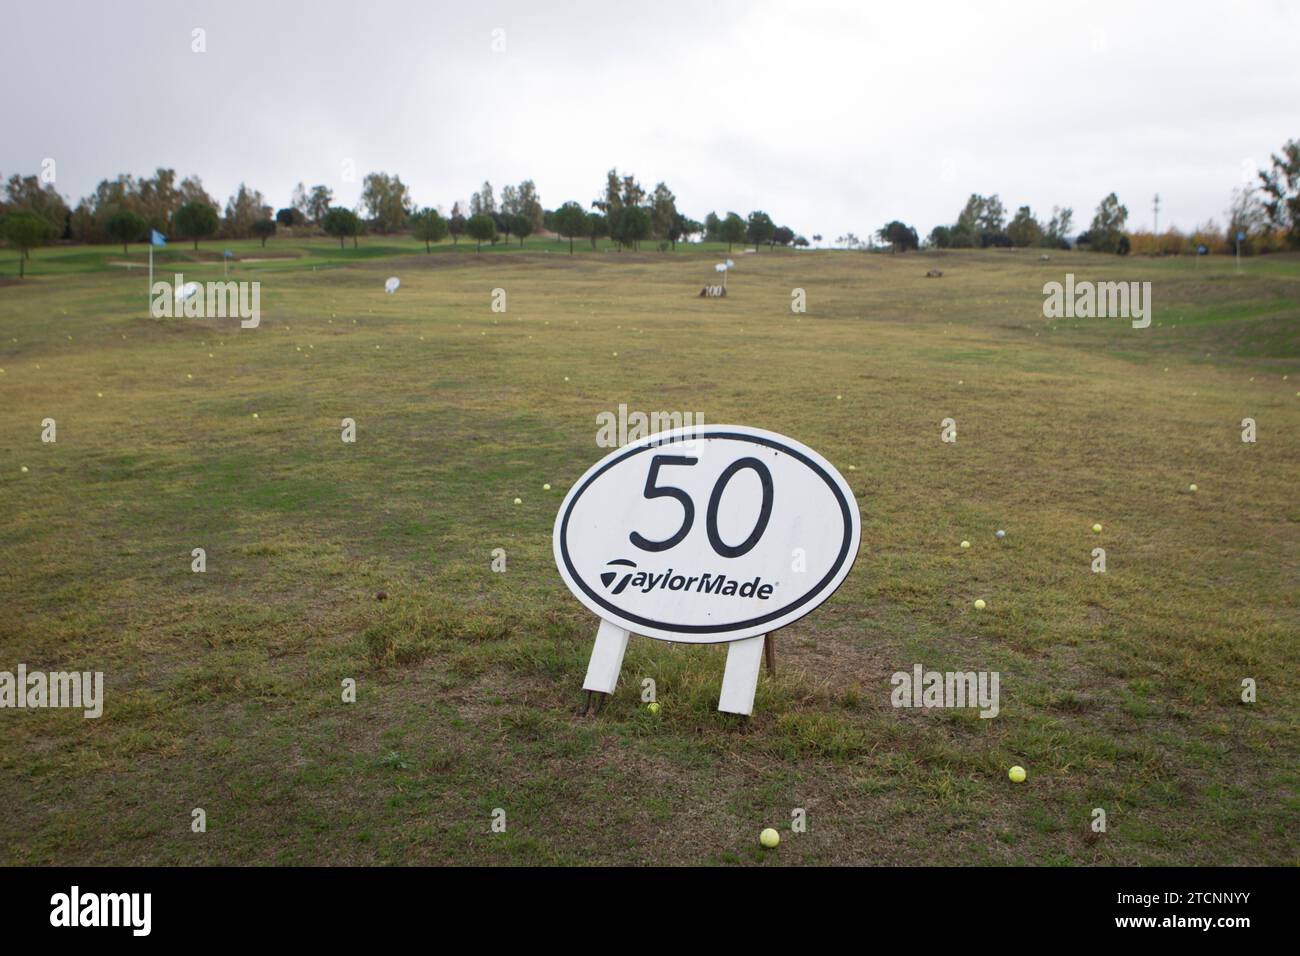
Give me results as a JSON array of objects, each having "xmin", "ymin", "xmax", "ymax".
[
  {"xmin": 719, "ymin": 634, "xmax": 766, "ymax": 715},
  {"xmin": 582, "ymin": 619, "xmax": 630, "ymax": 696}
]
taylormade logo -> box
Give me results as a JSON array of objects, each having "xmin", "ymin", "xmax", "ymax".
[
  {"xmin": 150, "ymin": 272, "xmax": 261, "ymax": 328},
  {"xmin": 1042, "ymin": 273, "xmax": 1151, "ymax": 328},
  {"xmin": 601, "ymin": 559, "xmax": 775, "ymax": 599},
  {"xmin": 0, "ymin": 664, "xmax": 103, "ymax": 718},
  {"xmin": 50, "ymin": 886, "xmax": 151, "ymax": 936}
]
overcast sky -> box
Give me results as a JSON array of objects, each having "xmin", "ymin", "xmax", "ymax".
[{"xmin": 4, "ymin": 0, "xmax": 1297, "ymax": 239}]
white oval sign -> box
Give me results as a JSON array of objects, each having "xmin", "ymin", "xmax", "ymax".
[{"xmin": 553, "ymin": 425, "xmax": 861, "ymax": 643}]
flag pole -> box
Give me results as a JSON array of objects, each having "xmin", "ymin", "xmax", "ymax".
[{"xmin": 148, "ymin": 244, "xmax": 153, "ymax": 312}]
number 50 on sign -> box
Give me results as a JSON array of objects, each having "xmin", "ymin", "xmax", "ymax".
[{"xmin": 553, "ymin": 425, "xmax": 861, "ymax": 714}]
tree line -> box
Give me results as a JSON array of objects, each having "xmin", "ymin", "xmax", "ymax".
[{"xmin": 1, "ymin": 137, "xmax": 1296, "ymax": 272}]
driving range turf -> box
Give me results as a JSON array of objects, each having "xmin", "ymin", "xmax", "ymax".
[{"xmin": 1, "ymin": 238, "xmax": 1297, "ymax": 865}]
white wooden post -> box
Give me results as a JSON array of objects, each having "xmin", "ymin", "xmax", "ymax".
[
  {"xmin": 582, "ymin": 619, "xmax": 630, "ymax": 695},
  {"xmin": 718, "ymin": 634, "xmax": 766, "ymax": 715}
]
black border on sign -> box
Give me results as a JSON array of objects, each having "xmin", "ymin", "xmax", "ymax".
[{"xmin": 558, "ymin": 430, "xmax": 857, "ymax": 635}]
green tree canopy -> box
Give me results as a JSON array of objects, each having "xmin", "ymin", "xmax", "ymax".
[
  {"xmin": 173, "ymin": 199, "xmax": 219, "ymax": 250},
  {"xmin": 554, "ymin": 201, "xmax": 588, "ymax": 254},
  {"xmin": 1259, "ymin": 138, "xmax": 1300, "ymax": 247},
  {"xmin": 877, "ymin": 220, "xmax": 919, "ymax": 252},
  {"xmin": 720, "ymin": 212, "xmax": 746, "ymax": 251},
  {"xmin": 410, "ymin": 207, "xmax": 449, "ymax": 252},
  {"xmin": 511, "ymin": 213, "xmax": 533, "ymax": 246},
  {"xmin": 105, "ymin": 209, "xmax": 147, "ymax": 254},
  {"xmin": 1, "ymin": 212, "xmax": 55, "ymax": 276},
  {"xmin": 1088, "ymin": 193, "xmax": 1128, "ymax": 253},
  {"xmin": 465, "ymin": 212, "xmax": 497, "ymax": 253},
  {"xmin": 361, "ymin": 172, "xmax": 412, "ymax": 233},
  {"xmin": 251, "ymin": 218, "xmax": 277, "ymax": 247},
  {"xmin": 1007, "ymin": 206, "xmax": 1043, "ymax": 247},
  {"xmin": 322, "ymin": 207, "xmax": 361, "ymax": 248},
  {"xmin": 747, "ymin": 210, "xmax": 776, "ymax": 249}
]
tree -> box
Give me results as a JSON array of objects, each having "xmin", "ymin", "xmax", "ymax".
[
  {"xmin": 877, "ymin": 220, "xmax": 919, "ymax": 252},
  {"xmin": 449, "ymin": 203, "xmax": 466, "ymax": 245},
  {"xmin": 105, "ymin": 210, "xmax": 146, "ymax": 254},
  {"xmin": 617, "ymin": 206, "xmax": 651, "ymax": 250},
  {"xmin": 772, "ymin": 225, "xmax": 795, "ymax": 247},
  {"xmin": 465, "ymin": 213, "xmax": 496, "ymax": 253},
  {"xmin": 178, "ymin": 176, "xmax": 219, "ymax": 213},
  {"xmin": 361, "ymin": 172, "xmax": 411, "ymax": 233},
  {"xmin": 703, "ymin": 212, "xmax": 722, "ymax": 242},
  {"xmin": 1088, "ymin": 193, "xmax": 1129, "ymax": 253},
  {"xmin": 276, "ymin": 207, "xmax": 305, "ymax": 227},
  {"xmin": 251, "ymin": 218, "xmax": 277, "ymax": 247},
  {"xmin": 4, "ymin": 174, "xmax": 70, "ymax": 238},
  {"xmin": 500, "ymin": 184, "xmax": 520, "ymax": 219},
  {"xmin": 554, "ymin": 201, "xmax": 588, "ymax": 254},
  {"xmin": 747, "ymin": 210, "xmax": 776, "ymax": 249},
  {"xmin": 929, "ymin": 225, "xmax": 952, "ymax": 248},
  {"xmin": 1, "ymin": 212, "xmax": 54, "ymax": 276},
  {"xmin": 954, "ymin": 193, "xmax": 1007, "ymax": 246},
  {"xmin": 650, "ymin": 183, "xmax": 678, "ymax": 247},
  {"xmin": 1042, "ymin": 207, "xmax": 1073, "ymax": 248},
  {"xmin": 470, "ymin": 182, "xmax": 496, "ymax": 217},
  {"xmin": 588, "ymin": 212, "xmax": 608, "ymax": 250},
  {"xmin": 495, "ymin": 212, "xmax": 512, "ymax": 245},
  {"xmin": 306, "ymin": 185, "xmax": 333, "ymax": 223},
  {"xmin": 720, "ymin": 212, "xmax": 746, "ymax": 252},
  {"xmin": 516, "ymin": 179, "xmax": 544, "ymax": 230},
  {"xmin": 1226, "ymin": 186, "xmax": 1267, "ymax": 254},
  {"xmin": 1007, "ymin": 206, "xmax": 1043, "ymax": 247},
  {"xmin": 1258, "ymin": 138, "xmax": 1300, "ymax": 247},
  {"xmin": 593, "ymin": 169, "xmax": 645, "ymax": 246},
  {"xmin": 511, "ymin": 213, "xmax": 533, "ymax": 247},
  {"xmin": 410, "ymin": 207, "xmax": 448, "ymax": 252},
  {"xmin": 223, "ymin": 183, "xmax": 270, "ymax": 238},
  {"xmin": 322, "ymin": 207, "xmax": 361, "ymax": 248},
  {"xmin": 173, "ymin": 200, "xmax": 219, "ymax": 250}
]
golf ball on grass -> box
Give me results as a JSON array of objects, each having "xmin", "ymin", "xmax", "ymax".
[
  {"xmin": 543, "ymin": 483, "xmax": 551, "ymax": 491},
  {"xmin": 1008, "ymin": 766, "xmax": 1027, "ymax": 783},
  {"xmin": 996, "ymin": 530, "xmax": 1006, "ymax": 539},
  {"xmin": 760, "ymin": 828, "xmax": 780, "ymax": 848},
  {"xmin": 1188, "ymin": 484, "xmax": 1198, "ymax": 493},
  {"xmin": 646, "ymin": 702, "xmax": 660, "ymax": 715},
  {"xmin": 513, "ymin": 497, "xmax": 522, "ymax": 505},
  {"xmin": 974, "ymin": 599, "xmax": 986, "ymax": 610},
  {"xmin": 1092, "ymin": 523, "xmax": 1103, "ymax": 533},
  {"xmin": 960, "ymin": 540, "xmax": 970, "ymax": 549}
]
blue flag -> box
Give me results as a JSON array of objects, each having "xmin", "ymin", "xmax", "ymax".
[{"xmin": 150, "ymin": 230, "xmax": 167, "ymax": 247}]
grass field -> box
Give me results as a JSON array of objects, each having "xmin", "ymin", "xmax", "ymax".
[{"xmin": 1, "ymin": 238, "xmax": 1297, "ymax": 865}]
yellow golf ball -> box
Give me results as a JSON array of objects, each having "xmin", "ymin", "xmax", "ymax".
[
  {"xmin": 760, "ymin": 828, "xmax": 780, "ymax": 848},
  {"xmin": 1092, "ymin": 523, "xmax": 1102, "ymax": 533},
  {"xmin": 974, "ymin": 599, "xmax": 986, "ymax": 610},
  {"xmin": 646, "ymin": 702, "xmax": 660, "ymax": 715},
  {"xmin": 1188, "ymin": 484, "xmax": 1197, "ymax": 493},
  {"xmin": 960, "ymin": 540, "xmax": 970, "ymax": 549},
  {"xmin": 1009, "ymin": 766, "xmax": 1026, "ymax": 783},
  {"xmin": 513, "ymin": 497, "xmax": 522, "ymax": 505}
]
